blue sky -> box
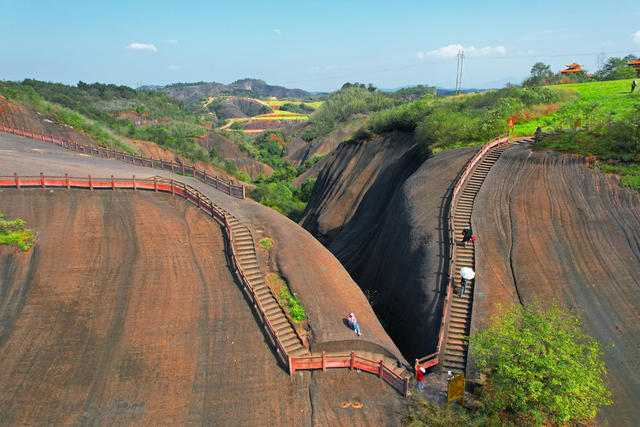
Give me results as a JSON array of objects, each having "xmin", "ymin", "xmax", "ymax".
[{"xmin": 2, "ymin": 0, "xmax": 640, "ymax": 92}]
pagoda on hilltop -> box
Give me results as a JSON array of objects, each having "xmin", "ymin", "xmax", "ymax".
[
  {"xmin": 627, "ymin": 58, "xmax": 640, "ymax": 71},
  {"xmin": 560, "ymin": 62, "xmax": 587, "ymax": 74}
]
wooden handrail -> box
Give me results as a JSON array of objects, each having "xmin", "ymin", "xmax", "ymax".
[
  {"xmin": 415, "ymin": 133, "xmax": 510, "ymax": 372},
  {"xmin": 0, "ymin": 123, "xmax": 246, "ymax": 199}
]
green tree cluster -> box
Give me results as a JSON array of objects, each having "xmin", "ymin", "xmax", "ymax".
[
  {"xmin": 469, "ymin": 301, "xmax": 612, "ymax": 425},
  {"xmin": 594, "ymin": 55, "xmax": 638, "ymax": 80},
  {"xmin": 300, "ymin": 84, "xmax": 397, "ymax": 141}
]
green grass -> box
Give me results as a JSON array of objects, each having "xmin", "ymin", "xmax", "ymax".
[
  {"xmin": 513, "ymin": 79, "xmax": 640, "ymax": 136},
  {"xmin": 258, "ymin": 238, "xmax": 273, "ymax": 249},
  {"xmin": 593, "ymin": 161, "xmax": 640, "ymax": 191},
  {"xmin": 0, "ymin": 213, "xmax": 36, "ymax": 251}
]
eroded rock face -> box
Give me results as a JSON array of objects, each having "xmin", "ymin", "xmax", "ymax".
[
  {"xmin": 197, "ymin": 132, "xmax": 274, "ymax": 179},
  {"xmin": 472, "ymin": 144, "xmax": 640, "ymax": 426},
  {"xmin": 283, "ymin": 120, "xmax": 365, "ymax": 168},
  {"xmin": 301, "ymin": 132, "xmax": 478, "ymax": 359}
]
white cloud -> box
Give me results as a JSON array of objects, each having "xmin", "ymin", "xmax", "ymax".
[
  {"xmin": 168, "ymin": 64, "xmax": 182, "ymax": 71},
  {"xmin": 633, "ymin": 30, "xmax": 640, "ymax": 45},
  {"xmin": 417, "ymin": 51, "xmax": 425, "ymax": 60},
  {"xmin": 427, "ymin": 44, "xmax": 507, "ymax": 58},
  {"xmin": 273, "ymin": 29, "xmax": 281, "ymax": 35},
  {"xmin": 126, "ymin": 42, "xmax": 158, "ymax": 52}
]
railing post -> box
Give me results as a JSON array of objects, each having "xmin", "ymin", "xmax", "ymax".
[
  {"xmin": 154, "ymin": 176, "xmax": 158, "ymax": 192},
  {"xmin": 322, "ymin": 351, "xmax": 326, "ymax": 372},
  {"xmin": 111, "ymin": 175, "xmax": 115, "ymax": 190},
  {"xmin": 350, "ymin": 352, "xmax": 355, "ymax": 371},
  {"xmin": 242, "ymin": 184, "xmax": 245, "ymax": 199},
  {"xmin": 171, "ymin": 179, "xmax": 175, "ymax": 195},
  {"xmin": 171, "ymin": 159, "xmax": 174, "ymax": 173},
  {"xmin": 197, "ymin": 191, "xmax": 200, "ymax": 208},
  {"xmin": 133, "ymin": 175, "xmax": 136, "ymax": 191},
  {"xmin": 228, "ymin": 181, "xmax": 232, "ymax": 195},
  {"xmin": 65, "ymin": 173, "xmax": 70, "ymax": 189},
  {"xmin": 215, "ymin": 176, "xmax": 219, "ymax": 189},
  {"xmin": 182, "ymin": 162, "xmax": 185, "ymax": 176},
  {"xmin": 289, "ymin": 355, "xmax": 295, "ymax": 376},
  {"xmin": 404, "ymin": 378, "xmax": 409, "ymax": 397},
  {"xmin": 150, "ymin": 156, "xmax": 154, "ymax": 168},
  {"xmin": 203, "ymin": 170, "xmax": 208, "ymax": 183},
  {"xmin": 40, "ymin": 172, "xmax": 45, "ymax": 188},
  {"xmin": 89, "ymin": 175, "xmax": 93, "ymax": 191},
  {"xmin": 14, "ymin": 173, "xmax": 20, "ymax": 189},
  {"xmin": 379, "ymin": 360, "xmax": 383, "ymax": 378}
]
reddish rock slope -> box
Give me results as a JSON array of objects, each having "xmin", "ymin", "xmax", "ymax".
[
  {"xmin": 0, "ymin": 189, "xmax": 406, "ymax": 425},
  {"xmin": 472, "ymin": 144, "xmax": 640, "ymax": 426}
]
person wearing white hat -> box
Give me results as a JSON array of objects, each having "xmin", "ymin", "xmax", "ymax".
[{"xmin": 347, "ymin": 312, "xmax": 361, "ymax": 336}]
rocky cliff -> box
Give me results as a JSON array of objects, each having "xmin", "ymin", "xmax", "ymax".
[{"xmin": 301, "ymin": 132, "xmax": 478, "ymax": 359}]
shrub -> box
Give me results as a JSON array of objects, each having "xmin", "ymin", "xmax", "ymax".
[
  {"xmin": 0, "ymin": 213, "xmax": 36, "ymax": 251},
  {"xmin": 469, "ymin": 301, "xmax": 612, "ymax": 425},
  {"xmin": 278, "ymin": 284, "xmax": 307, "ymax": 322}
]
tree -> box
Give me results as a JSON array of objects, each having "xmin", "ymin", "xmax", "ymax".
[
  {"xmin": 594, "ymin": 56, "xmax": 637, "ymax": 80},
  {"xmin": 469, "ymin": 301, "xmax": 612, "ymax": 425},
  {"xmin": 523, "ymin": 63, "xmax": 553, "ymax": 87}
]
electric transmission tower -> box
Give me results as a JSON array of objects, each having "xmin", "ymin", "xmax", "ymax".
[{"xmin": 455, "ymin": 49, "xmax": 464, "ymax": 94}]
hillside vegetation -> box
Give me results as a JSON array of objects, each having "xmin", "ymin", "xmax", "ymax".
[
  {"xmin": 354, "ymin": 86, "xmax": 561, "ymax": 153},
  {"xmin": 517, "ymin": 79, "xmax": 640, "ymax": 190}
]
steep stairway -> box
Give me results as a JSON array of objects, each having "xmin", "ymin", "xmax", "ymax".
[
  {"xmin": 226, "ymin": 216, "xmax": 308, "ymax": 358},
  {"xmin": 441, "ymin": 141, "xmax": 521, "ymax": 373}
]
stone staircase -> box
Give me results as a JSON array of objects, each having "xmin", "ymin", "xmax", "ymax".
[
  {"xmin": 226, "ymin": 216, "xmax": 308, "ymax": 358},
  {"xmin": 441, "ymin": 141, "xmax": 517, "ymax": 374}
]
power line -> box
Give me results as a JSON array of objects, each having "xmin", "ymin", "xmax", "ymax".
[{"xmin": 281, "ymin": 49, "xmax": 637, "ymax": 87}]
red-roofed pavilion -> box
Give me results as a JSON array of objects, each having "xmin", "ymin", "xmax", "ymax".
[
  {"xmin": 560, "ymin": 62, "xmax": 587, "ymax": 74},
  {"xmin": 627, "ymin": 59, "xmax": 640, "ymax": 71}
]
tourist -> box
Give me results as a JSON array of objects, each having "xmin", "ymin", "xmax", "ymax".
[
  {"xmin": 460, "ymin": 277, "xmax": 468, "ymax": 297},
  {"xmin": 534, "ymin": 125, "xmax": 543, "ymax": 143},
  {"xmin": 462, "ymin": 226, "xmax": 473, "ymax": 247},
  {"xmin": 416, "ymin": 366, "xmax": 426, "ymax": 392},
  {"xmin": 632, "ymin": 80, "xmax": 637, "ymax": 93},
  {"xmin": 347, "ymin": 313, "xmax": 361, "ymax": 336}
]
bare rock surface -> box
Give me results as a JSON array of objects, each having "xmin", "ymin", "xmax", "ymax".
[
  {"xmin": 0, "ymin": 189, "xmax": 407, "ymax": 425},
  {"xmin": 472, "ymin": 143, "xmax": 640, "ymax": 426},
  {"xmin": 301, "ymin": 132, "xmax": 478, "ymax": 359},
  {"xmin": 284, "ymin": 120, "xmax": 365, "ymax": 168},
  {"xmin": 0, "ymin": 133, "xmax": 408, "ymax": 420}
]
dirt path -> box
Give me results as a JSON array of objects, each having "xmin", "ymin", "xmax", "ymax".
[{"xmin": 472, "ymin": 143, "xmax": 640, "ymax": 426}]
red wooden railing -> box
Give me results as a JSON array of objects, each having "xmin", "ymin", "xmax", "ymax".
[
  {"xmin": 415, "ymin": 133, "xmax": 510, "ymax": 372},
  {"xmin": 1, "ymin": 173, "xmax": 410, "ymax": 396},
  {"xmin": 0, "ymin": 124, "xmax": 246, "ymax": 199},
  {"xmin": 291, "ymin": 351, "xmax": 410, "ymax": 397}
]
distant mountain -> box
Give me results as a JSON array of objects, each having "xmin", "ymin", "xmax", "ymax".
[{"xmin": 144, "ymin": 79, "xmax": 315, "ymax": 104}]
